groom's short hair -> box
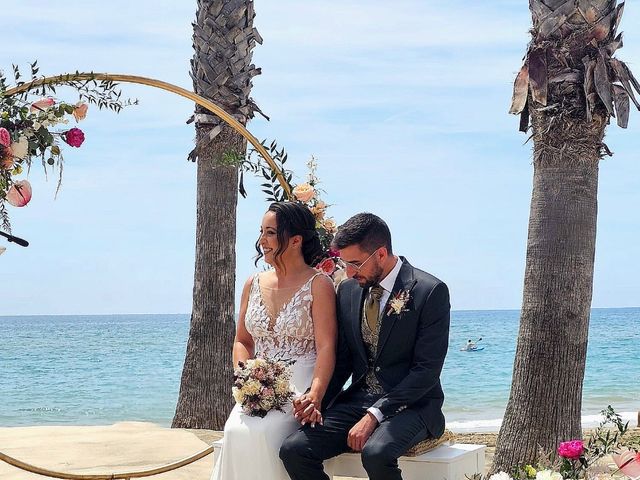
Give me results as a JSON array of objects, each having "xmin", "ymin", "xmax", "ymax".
[{"xmin": 333, "ymin": 213, "xmax": 393, "ymax": 254}]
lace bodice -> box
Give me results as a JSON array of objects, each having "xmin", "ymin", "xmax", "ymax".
[{"xmin": 244, "ymin": 272, "xmax": 321, "ymax": 362}]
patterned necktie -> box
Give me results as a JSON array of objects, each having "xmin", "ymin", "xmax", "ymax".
[{"xmin": 365, "ymin": 285, "xmax": 384, "ymax": 332}]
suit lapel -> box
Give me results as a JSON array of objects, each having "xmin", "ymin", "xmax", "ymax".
[
  {"xmin": 376, "ymin": 258, "xmax": 415, "ymax": 359},
  {"xmin": 349, "ymin": 283, "xmax": 368, "ymax": 362}
]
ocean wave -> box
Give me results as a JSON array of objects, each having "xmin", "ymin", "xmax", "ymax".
[
  {"xmin": 17, "ymin": 407, "xmax": 63, "ymax": 413},
  {"xmin": 447, "ymin": 411, "xmax": 638, "ymax": 433}
]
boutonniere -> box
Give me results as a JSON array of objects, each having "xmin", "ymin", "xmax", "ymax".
[{"xmin": 386, "ymin": 280, "xmax": 417, "ymax": 317}]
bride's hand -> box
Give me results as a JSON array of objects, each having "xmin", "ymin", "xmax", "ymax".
[
  {"xmin": 293, "ymin": 393, "xmax": 323, "ymax": 426},
  {"xmin": 306, "ymin": 407, "xmax": 323, "ymax": 427}
]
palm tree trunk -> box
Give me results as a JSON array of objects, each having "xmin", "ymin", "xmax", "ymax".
[
  {"xmin": 173, "ymin": 0, "xmax": 262, "ymax": 430},
  {"xmin": 493, "ymin": 117, "xmax": 601, "ymax": 469},
  {"xmin": 492, "ymin": 0, "xmax": 639, "ymax": 470}
]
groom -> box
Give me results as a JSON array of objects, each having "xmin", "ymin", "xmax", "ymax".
[{"xmin": 280, "ymin": 213, "xmax": 450, "ymax": 480}]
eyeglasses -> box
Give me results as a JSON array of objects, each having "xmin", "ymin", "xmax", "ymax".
[{"xmin": 336, "ymin": 248, "xmax": 379, "ymax": 271}]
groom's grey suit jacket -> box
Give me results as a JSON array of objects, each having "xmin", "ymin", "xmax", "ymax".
[{"xmin": 324, "ymin": 257, "xmax": 450, "ymax": 438}]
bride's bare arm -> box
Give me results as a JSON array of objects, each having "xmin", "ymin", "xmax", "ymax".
[
  {"xmin": 232, "ymin": 276, "xmax": 255, "ymax": 368},
  {"xmin": 306, "ymin": 275, "xmax": 337, "ymax": 412}
]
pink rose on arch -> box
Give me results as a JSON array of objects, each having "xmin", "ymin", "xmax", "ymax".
[
  {"xmin": 64, "ymin": 128, "xmax": 85, "ymax": 147},
  {"xmin": 316, "ymin": 257, "xmax": 336, "ymax": 275},
  {"xmin": 30, "ymin": 98, "xmax": 55, "ymax": 112},
  {"xmin": 557, "ymin": 440, "xmax": 584, "ymax": 460},
  {"xmin": 6, "ymin": 180, "xmax": 33, "ymax": 207},
  {"xmin": 0, "ymin": 127, "xmax": 11, "ymax": 148}
]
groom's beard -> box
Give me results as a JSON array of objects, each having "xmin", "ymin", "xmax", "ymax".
[{"xmin": 354, "ymin": 263, "xmax": 384, "ymax": 289}]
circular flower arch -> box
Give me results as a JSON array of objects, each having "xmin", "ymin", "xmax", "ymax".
[{"xmin": 5, "ymin": 72, "xmax": 293, "ymax": 199}]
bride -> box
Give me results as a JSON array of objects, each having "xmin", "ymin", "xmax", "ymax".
[{"xmin": 211, "ymin": 201, "xmax": 337, "ymax": 480}]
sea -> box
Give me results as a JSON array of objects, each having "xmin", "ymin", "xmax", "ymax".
[{"xmin": 1, "ymin": 308, "xmax": 638, "ymax": 432}]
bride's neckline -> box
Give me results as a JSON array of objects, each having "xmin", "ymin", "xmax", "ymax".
[{"xmin": 255, "ymin": 273, "xmax": 318, "ymax": 330}]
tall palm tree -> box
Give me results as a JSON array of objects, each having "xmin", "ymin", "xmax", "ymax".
[
  {"xmin": 173, "ymin": 0, "xmax": 263, "ymax": 429},
  {"xmin": 492, "ymin": 0, "xmax": 639, "ymax": 471}
]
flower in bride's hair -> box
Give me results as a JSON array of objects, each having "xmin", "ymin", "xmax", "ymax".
[{"xmin": 292, "ymin": 182, "xmax": 315, "ymax": 202}]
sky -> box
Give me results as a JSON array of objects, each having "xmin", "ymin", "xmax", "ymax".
[{"xmin": 1, "ymin": 1, "xmax": 639, "ymax": 315}]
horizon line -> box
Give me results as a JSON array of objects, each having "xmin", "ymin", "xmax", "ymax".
[{"xmin": 2, "ymin": 305, "xmax": 639, "ymax": 317}]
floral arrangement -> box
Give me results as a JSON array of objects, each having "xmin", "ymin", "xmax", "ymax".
[
  {"xmin": 0, "ymin": 63, "xmax": 134, "ymax": 231},
  {"xmin": 290, "ymin": 157, "xmax": 345, "ymax": 284},
  {"xmin": 232, "ymin": 357, "xmax": 295, "ymax": 418},
  {"xmin": 239, "ymin": 145, "xmax": 343, "ymax": 282},
  {"xmin": 483, "ymin": 407, "xmax": 639, "ymax": 480}
]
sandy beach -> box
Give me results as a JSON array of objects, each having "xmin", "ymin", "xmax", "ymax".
[{"xmin": 2, "ymin": 422, "xmax": 638, "ymax": 480}]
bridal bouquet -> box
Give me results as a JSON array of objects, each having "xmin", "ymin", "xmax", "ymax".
[{"xmin": 232, "ymin": 358, "xmax": 295, "ymax": 418}]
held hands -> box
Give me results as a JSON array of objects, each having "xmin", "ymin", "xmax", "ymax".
[
  {"xmin": 292, "ymin": 392, "xmax": 323, "ymax": 427},
  {"xmin": 347, "ymin": 412, "xmax": 379, "ymax": 452}
]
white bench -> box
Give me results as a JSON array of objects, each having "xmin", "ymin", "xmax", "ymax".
[{"xmin": 212, "ymin": 440, "xmax": 485, "ymax": 480}]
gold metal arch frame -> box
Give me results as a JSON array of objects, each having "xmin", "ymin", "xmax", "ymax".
[
  {"xmin": 5, "ymin": 73, "xmax": 293, "ymax": 199},
  {"xmin": 0, "ymin": 446, "xmax": 214, "ymax": 480},
  {"xmin": 0, "ymin": 73, "xmax": 290, "ymax": 478}
]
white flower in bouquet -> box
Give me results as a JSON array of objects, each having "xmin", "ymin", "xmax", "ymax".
[
  {"xmin": 251, "ymin": 358, "xmax": 268, "ymax": 367},
  {"xmin": 259, "ymin": 398, "xmax": 273, "ymax": 411},
  {"xmin": 242, "ymin": 379, "xmax": 262, "ymax": 396},
  {"xmin": 232, "ymin": 387, "xmax": 244, "ymax": 404},
  {"xmin": 275, "ymin": 377, "xmax": 291, "ymax": 395}
]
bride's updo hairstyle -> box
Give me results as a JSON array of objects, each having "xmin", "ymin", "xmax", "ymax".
[{"xmin": 255, "ymin": 201, "xmax": 323, "ymax": 269}]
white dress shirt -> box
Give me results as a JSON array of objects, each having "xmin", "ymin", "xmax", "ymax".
[{"xmin": 366, "ymin": 256, "xmax": 402, "ymax": 423}]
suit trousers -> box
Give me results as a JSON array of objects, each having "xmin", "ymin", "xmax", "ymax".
[{"xmin": 279, "ymin": 389, "xmax": 430, "ymax": 480}]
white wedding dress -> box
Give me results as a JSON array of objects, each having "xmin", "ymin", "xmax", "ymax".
[{"xmin": 211, "ymin": 272, "xmax": 322, "ymax": 480}]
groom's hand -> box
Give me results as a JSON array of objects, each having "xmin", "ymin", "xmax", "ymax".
[
  {"xmin": 347, "ymin": 413, "xmax": 378, "ymax": 452},
  {"xmin": 293, "ymin": 394, "xmax": 321, "ymax": 425}
]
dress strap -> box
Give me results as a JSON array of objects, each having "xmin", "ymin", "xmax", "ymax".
[{"xmin": 305, "ymin": 272, "xmax": 325, "ymax": 290}]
